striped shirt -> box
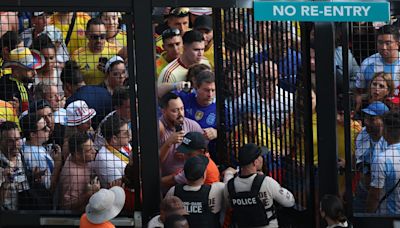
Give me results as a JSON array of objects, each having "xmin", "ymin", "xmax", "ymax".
[{"xmin": 370, "ymin": 142, "xmax": 400, "ymax": 214}]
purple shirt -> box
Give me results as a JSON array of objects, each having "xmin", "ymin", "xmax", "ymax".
[{"xmin": 159, "ymin": 116, "xmax": 203, "ymax": 176}]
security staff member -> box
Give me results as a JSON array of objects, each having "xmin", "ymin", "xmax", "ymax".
[
  {"xmin": 224, "ymin": 143, "xmax": 295, "ymax": 228},
  {"xmin": 165, "ymin": 155, "xmax": 224, "ymax": 228}
]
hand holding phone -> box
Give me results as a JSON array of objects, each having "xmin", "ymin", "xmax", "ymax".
[{"xmin": 98, "ymin": 57, "xmax": 108, "ymax": 72}]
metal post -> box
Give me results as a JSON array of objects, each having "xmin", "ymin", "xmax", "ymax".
[
  {"xmin": 314, "ymin": 23, "xmax": 338, "ymax": 197},
  {"xmin": 300, "ymin": 22, "xmax": 317, "ymax": 228},
  {"xmin": 341, "ymin": 22, "xmax": 354, "ymax": 219},
  {"xmin": 132, "ymin": 0, "xmax": 161, "ymax": 224}
]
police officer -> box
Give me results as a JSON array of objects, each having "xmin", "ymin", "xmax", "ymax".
[
  {"xmin": 165, "ymin": 155, "xmax": 224, "ymax": 228},
  {"xmin": 224, "ymin": 143, "xmax": 295, "ymax": 228}
]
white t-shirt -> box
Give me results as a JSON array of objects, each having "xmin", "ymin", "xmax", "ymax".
[
  {"xmin": 92, "ymin": 146, "xmax": 127, "ymax": 187},
  {"xmin": 147, "ymin": 215, "xmax": 163, "ymax": 228}
]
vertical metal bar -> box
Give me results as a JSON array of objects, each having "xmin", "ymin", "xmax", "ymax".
[
  {"xmin": 213, "ymin": 8, "xmax": 228, "ymax": 165},
  {"xmin": 300, "ymin": 22, "xmax": 316, "ymax": 228},
  {"xmin": 315, "ymin": 22, "xmax": 338, "ymax": 196},
  {"xmin": 132, "ymin": 0, "xmax": 161, "ymax": 224},
  {"xmin": 124, "ymin": 12, "xmax": 142, "ymax": 211},
  {"xmin": 341, "ymin": 22, "xmax": 354, "ymax": 219}
]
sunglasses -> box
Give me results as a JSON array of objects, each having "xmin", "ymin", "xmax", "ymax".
[
  {"xmin": 162, "ymin": 28, "xmax": 181, "ymax": 40},
  {"xmin": 88, "ymin": 34, "xmax": 107, "ymax": 40},
  {"xmin": 170, "ymin": 7, "xmax": 190, "ymax": 17}
]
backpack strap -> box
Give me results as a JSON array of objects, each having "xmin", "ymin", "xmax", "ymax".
[
  {"xmin": 174, "ymin": 184, "xmax": 184, "ymax": 197},
  {"xmin": 250, "ymin": 174, "xmax": 265, "ymax": 195},
  {"xmin": 227, "ymin": 177, "xmax": 236, "ymax": 197}
]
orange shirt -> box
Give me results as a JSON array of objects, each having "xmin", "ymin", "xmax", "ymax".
[
  {"xmin": 205, "ymin": 153, "xmax": 220, "ymax": 185},
  {"xmin": 79, "ymin": 213, "xmax": 115, "ymax": 228}
]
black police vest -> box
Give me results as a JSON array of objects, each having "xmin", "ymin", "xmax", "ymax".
[
  {"xmin": 174, "ymin": 184, "xmax": 219, "ymax": 228},
  {"xmin": 227, "ymin": 174, "xmax": 276, "ymax": 227}
]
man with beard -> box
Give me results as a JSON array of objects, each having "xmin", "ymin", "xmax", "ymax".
[
  {"xmin": 0, "ymin": 47, "xmax": 45, "ymax": 113},
  {"xmin": 159, "ymin": 92, "xmax": 203, "ymax": 179},
  {"xmin": 71, "ymin": 18, "xmax": 118, "ymax": 85},
  {"xmin": 354, "ymin": 101, "xmax": 389, "ymax": 212}
]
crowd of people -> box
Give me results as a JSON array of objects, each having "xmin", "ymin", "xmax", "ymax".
[{"xmin": 0, "ymin": 6, "xmax": 399, "ymax": 228}]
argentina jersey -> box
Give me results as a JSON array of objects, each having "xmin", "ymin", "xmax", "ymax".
[
  {"xmin": 177, "ymin": 91, "xmax": 216, "ymax": 129},
  {"xmin": 358, "ymin": 52, "xmax": 400, "ymax": 94},
  {"xmin": 370, "ymin": 143, "xmax": 400, "ymax": 214}
]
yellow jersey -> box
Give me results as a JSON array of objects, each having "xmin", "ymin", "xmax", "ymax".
[
  {"xmin": 108, "ymin": 31, "xmax": 127, "ymax": 51},
  {"xmin": 204, "ymin": 42, "xmax": 214, "ymax": 69},
  {"xmin": 72, "ymin": 43, "xmax": 119, "ymax": 85},
  {"xmin": 156, "ymin": 52, "xmax": 170, "ymax": 79},
  {"xmin": 0, "ymin": 100, "xmax": 20, "ymax": 129},
  {"xmin": 49, "ymin": 12, "xmax": 91, "ymax": 54}
]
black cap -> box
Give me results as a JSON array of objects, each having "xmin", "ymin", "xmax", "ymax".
[
  {"xmin": 238, "ymin": 143, "xmax": 267, "ymax": 166},
  {"xmin": 184, "ymin": 155, "xmax": 209, "ymax": 181},
  {"xmin": 176, "ymin": 132, "xmax": 207, "ymax": 154},
  {"xmin": 29, "ymin": 99, "xmax": 51, "ymax": 113},
  {"xmin": 193, "ymin": 15, "xmax": 213, "ymax": 31}
]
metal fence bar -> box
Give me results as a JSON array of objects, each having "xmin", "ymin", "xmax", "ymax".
[
  {"xmin": 133, "ymin": 0, "xmax": 161, "ymax": 224},
  {"xmin": 315, "ymin": 22, "xmax": 338, "ymax": 197}
]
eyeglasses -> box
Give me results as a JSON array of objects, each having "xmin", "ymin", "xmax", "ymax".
[
  {"xmin": 162, "ymin": 28, "xmax": 181, "ymax": 40},
  {"xmin": 170, "ymin": 7, "xmax": 190, "ymax": 17},
  {"xmin": 88, "ymin": 34, "xmax": 107, "ymax": 40}
]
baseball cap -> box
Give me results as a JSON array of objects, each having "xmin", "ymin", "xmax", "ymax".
[
  {"xmin": 105, "ymin": 55, "xmax": 124, "ymax": 72},
  {"xmin": 3, "ymin": 47, "xmax": 45, "ymax": 70},
  {"xmin": 160, "ymin": 196, "xmax": 189, "ymax": 217},
  {"xmin": 189, "ymin": 7, "xmax": 212, "ymax": 16},
  {"xmin": 184, "ymin": 155, "xmax": 209, "ymax": 181},
  {"xmin": 193, "ymin": 15, "xmax": 213, "ymax": 31},
  {"xmin": 361, "ymin": 101, "xmax": 389, "ymax": 116},
  {"xmin": 238, "ymin": 143, "xmax": 267, "ymax": 166},
  {"xmin": 176, "ymin": 132, "xmax": 207, "ymax": 154}
]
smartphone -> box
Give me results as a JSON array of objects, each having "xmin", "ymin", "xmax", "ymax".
[
  {"xmin": 99, "ymin": 57, "xmax": 108, "ymax": 65},
  {"xmin": 175, "ymin": 124, "xmax": 183, "ymax": 132}
]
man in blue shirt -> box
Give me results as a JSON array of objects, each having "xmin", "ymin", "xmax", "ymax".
[
  {"xmin": 367, "ymin": 110, "xmax": 400, "ymax": 214},
  {"xmin": 61, "ymin": 61, "xmax": 112, "ymax": 129},
  {"xmin": 176, "ymin": 70, "xmax": 218, "ymax": 161}
]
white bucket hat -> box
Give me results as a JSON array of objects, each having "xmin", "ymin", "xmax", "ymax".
[
  {"xmin": 86, "ymin": 186, "xmax": 126, "ymax": 224},
  {"xmin": 65, "ymin": 100, "xmax": 96, "ymax": 126}
]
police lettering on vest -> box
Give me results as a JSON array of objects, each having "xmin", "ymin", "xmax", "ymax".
[
  {"xmin": 232, "ymin": 197, "xmax": 257, "ymax": 206},
  {"xmin": 228, "ymin": 174, "xmax": 276, "ymax": 227},
  {"xmin": 184, "ymin": 201, "xmax": 203, "ymax": 213}
]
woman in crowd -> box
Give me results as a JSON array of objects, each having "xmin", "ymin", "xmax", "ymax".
[
  {"xmin": 100, "ymin": 12, "xmax": 126, "ymax": 51},
  {"xmin": 320, "ymin": 194, "xmax": 352, "ymax": 228},
  {"xmin": 367, "ymin": 72, "xmax": 394, "ymax": 105}
]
